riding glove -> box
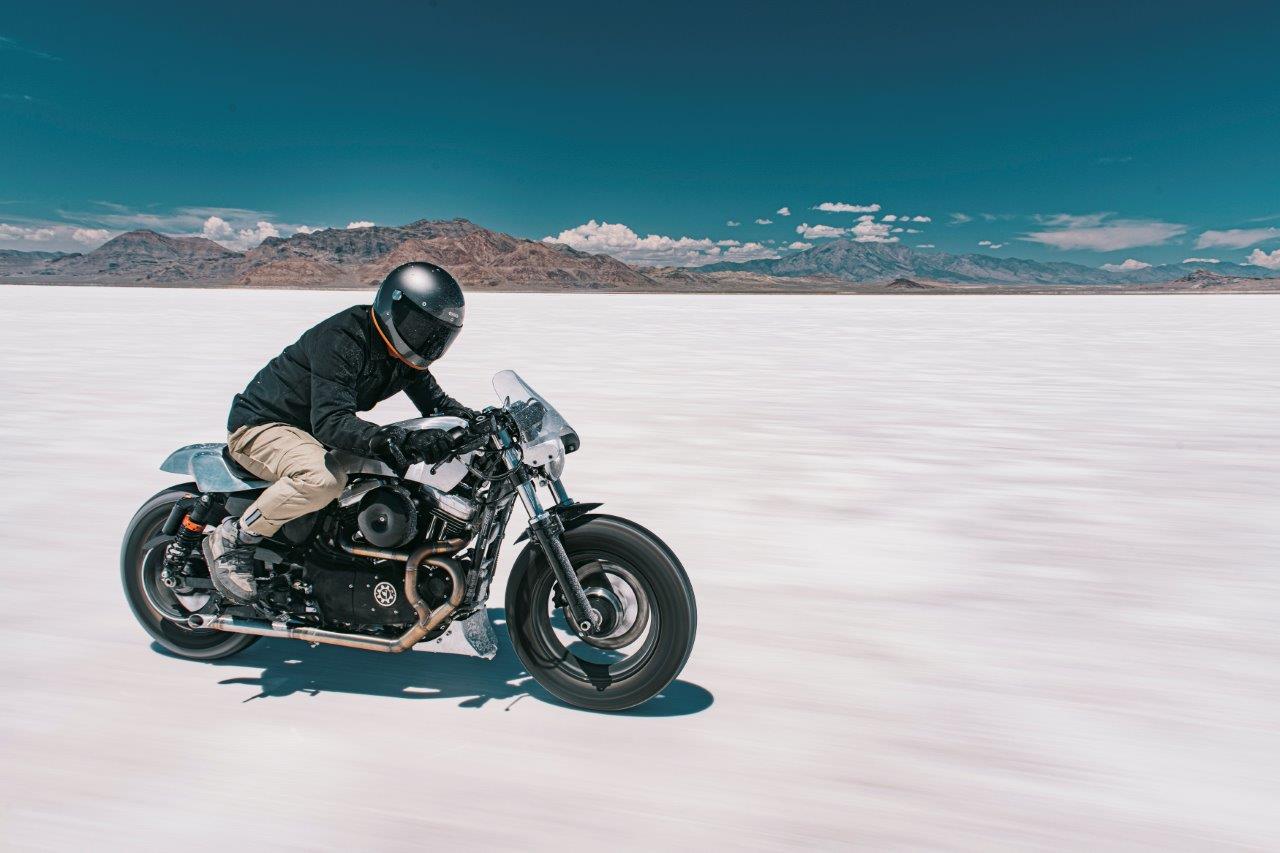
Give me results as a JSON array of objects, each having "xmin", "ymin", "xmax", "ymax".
[
  {"xmin": 406, "ymin": 429, "xmax": 453, "ymax": 464},
  {"xmin": 437, "ymin": 403, "xmax": 479, "ymax": 422},
  {"xmin": 369, "ymin": 425, "xmax": 412, "ymax": 472}
]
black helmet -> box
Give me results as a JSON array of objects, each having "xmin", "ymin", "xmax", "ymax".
[{"xmin": 372, "ymin": 262, "xmax": 465, "ymax": 368}]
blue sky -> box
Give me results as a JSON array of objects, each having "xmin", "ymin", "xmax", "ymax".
[{"xmin": 2, "ymin": 0, "xmax": 1279, "ymax": 270}]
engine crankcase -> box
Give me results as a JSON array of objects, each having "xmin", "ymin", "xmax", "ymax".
[{"xmin": 306, "ymin": 557, "xmax": 422, "ymax": 626}]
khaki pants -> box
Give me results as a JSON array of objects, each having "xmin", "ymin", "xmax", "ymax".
[{"xmin": 227, "ymin": 423, "xmax": 348, "ymax": 537}]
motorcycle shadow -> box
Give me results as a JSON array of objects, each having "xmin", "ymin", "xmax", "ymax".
[{"xmin": 154, "ymin": 608, "xmax": 713, "ymax": 717}]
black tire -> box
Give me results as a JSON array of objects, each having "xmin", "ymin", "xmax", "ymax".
[
  {"xmin": 121, "ymin": 485, "xmax": 257, "ymax": 660},
  {"xmin": 506, "ymin": 514, "xmax": 696, "ymax": 711}
]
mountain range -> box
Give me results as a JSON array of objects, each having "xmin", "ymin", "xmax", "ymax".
[
  {"xmin": 700, "ymin": 239, "xmax": 1269, "ymax": 285},
  {"xmin": 0, "ymin": 218, "xmax": 1274, "ymax": 291}
]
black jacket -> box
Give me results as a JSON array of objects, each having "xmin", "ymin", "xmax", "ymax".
[{"xmin": 227, "ymin": 305, "xmax": 465, "ymax": 454}]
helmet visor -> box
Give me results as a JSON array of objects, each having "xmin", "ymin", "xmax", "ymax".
[{"xmin": 391, "ymin": 298, "xmax": 461, "ymax": 362}]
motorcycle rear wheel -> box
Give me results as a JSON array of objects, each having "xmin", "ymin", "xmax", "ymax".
[
  {"xmin": 506, "ymin": 514, "xmax": 696, "ymax": 711},
  {"xmin": 121, "ymin": 485, "xmax": 258, "ymax": 660}
]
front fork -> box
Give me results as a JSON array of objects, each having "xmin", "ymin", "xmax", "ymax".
[{"xmin": 501, "ymin": 433, "xmax": 601, "ymax": 634}]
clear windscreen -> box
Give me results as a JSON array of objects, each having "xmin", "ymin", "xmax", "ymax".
[{"xmin": 492, "ymin": 370, "xmax": 574, "ymax": 447}]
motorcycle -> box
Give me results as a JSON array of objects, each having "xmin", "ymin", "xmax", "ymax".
[{"xmin": 122, "ymin": 370, "xmax": 697, "ymax": 711}]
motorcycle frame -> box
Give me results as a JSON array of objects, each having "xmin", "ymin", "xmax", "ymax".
[{"xmin": 173, "ymin": 413, "xmax": 602, "ymax": 653}]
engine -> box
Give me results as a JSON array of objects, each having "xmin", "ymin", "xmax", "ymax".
[{"xmin": 288, "ymin": 477, "xmax": 480, "ymax": 629}]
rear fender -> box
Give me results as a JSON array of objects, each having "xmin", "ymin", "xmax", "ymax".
[{"xmin": 160, "ymin": 443, "xmax": 268, "ymax": 493}]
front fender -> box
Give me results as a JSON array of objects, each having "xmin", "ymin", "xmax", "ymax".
[
  {"xmin": 512, "ymin": 507, "xmax": 691, "ymax": 573},
  {"xmin": 513, "ymin": 502, "xmax": 604, "ymax": 543}
]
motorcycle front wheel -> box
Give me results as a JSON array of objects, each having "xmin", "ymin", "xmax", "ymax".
[{"xmin": 506, "ymin": 514, "xmax": 696, "ymax": 712}]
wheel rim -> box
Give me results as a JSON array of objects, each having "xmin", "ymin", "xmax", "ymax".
[
  {"xmin": 531, "ymin": 554, "xmax": 661, "ymax": 686},
  {"xmin": 135, "ymin": 513, "xmax": 225, "ymax": 645}
]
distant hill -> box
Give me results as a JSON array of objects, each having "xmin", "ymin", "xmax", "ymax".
[
  {"xmin": 46, "ymin": 230, "xmax": 242, "ymax": 282},
  {"xmin": 700, "ymin": 239, "xmax": 1270, "ymax": 285},
  {"xmin": 0, "ymin": 248, "xmax": 70, "ymax": 274},
  {"xmin": 238, "ymin": 219, "xmax": 655, "ymax": 289}
]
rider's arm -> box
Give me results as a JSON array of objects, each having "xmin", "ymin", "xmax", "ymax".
[
  {"xmin": 404, "ymin": 370, "xmax": 471, "ymax": 418},
  {"xmin": 309, "ymin": 332, "xmax": 381, "ymax": 454}
]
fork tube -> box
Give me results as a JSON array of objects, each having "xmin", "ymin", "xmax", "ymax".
[
  {"xmin": 499, "ymin": 428, "xmax": 599, "ymax": 633},
  {"xmin": 497, "ymin": 428, "xmax": 544, "ymax": 518},
  {"xmin": 549, "ymin": 479, "xmax": 572, "ymax": 507}
]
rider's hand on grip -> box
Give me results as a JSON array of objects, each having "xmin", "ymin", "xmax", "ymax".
[
  {"xmin": 405, "ymin": 429, "xmax": 452, "ymax": 465},
  {"xmin": 369, "ymin": 425, "xmax": 412, "ymax": 474}
]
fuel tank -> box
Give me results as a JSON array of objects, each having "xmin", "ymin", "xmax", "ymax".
[{"xmin": 328, "ymin": 415, "xmax": 477, "ymax": 492}]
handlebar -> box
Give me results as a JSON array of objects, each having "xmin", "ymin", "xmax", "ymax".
[{"xmin": 439, "ymin": 423, "xmax": 491, "ymax": 462}]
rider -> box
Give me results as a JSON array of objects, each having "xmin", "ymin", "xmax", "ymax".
[{"xmin": 203, "ymin": 261, "xmax": 475, "ymax": 603}]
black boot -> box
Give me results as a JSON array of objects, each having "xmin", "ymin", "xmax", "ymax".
[{"xmin": 202, "ymin": 517, "xmax": 262, "ymax": 604}]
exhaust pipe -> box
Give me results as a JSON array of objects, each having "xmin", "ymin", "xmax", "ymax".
[{"xmin": 190, "ymin": 537, "xmax": 468, "ymax": 653}]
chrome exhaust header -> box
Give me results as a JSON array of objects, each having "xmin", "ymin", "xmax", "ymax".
[{"xmin": 189, "ymin": 537, "xmax": 468, "ymax": 653}]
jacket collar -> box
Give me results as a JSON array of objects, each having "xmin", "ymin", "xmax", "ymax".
[{"xmin": 366, "ymin": 306, "xmax": 396, "ymax": 362}]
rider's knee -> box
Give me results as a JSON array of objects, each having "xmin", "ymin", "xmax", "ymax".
[{"xmin": 296, "ymin": 460, "xmax": 346, "ymax": 502}]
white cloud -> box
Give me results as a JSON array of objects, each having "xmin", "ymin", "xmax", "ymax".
[
  {"xmin": 197, "ymin": 212, "xmax": 316, "ymax": 249},
  {"xmin": 1100, "ymin": 258, "xmax": 1152, "ymax": 272},
  {"xmin": 1022, "ymin": 213, "xmax": 1186, "ymax": 251},
  {"xmin": 202, "ymin": 216, "xmax": 234, "ymax": 240},
  {"xmin": 850, "ymin": 220, "xmax": 898, "ymax": 243},
  {"xmin": 725, "ymin": 220, "xmax": 740, "ymax": 227},
  {"xmin": 0, "ymin": 223, "xmax": 58, "ymax": 242},
  {"xmin": 1034, "ymin": 213, "xmax": 1108, "ymax": 228},
  {"xmin": 1181, "ymin": 257, "xmax": 1219, "ymax": 264},
  {"xmin": 201, "ymin": 218, "xmax": 281, "ymax": 250},
  {"xmin": 71, "ymin": 228, "xmax": 111, "ymax": 245},
  {"xmin": 912, "ymin": 216, "xmax": 931, "ymax": 223},
  {"xmin": 78, "ymin": 204, "xmax": 271, "ymax": 233},
  {"xmin": 1195, "ymin": 227, "xmax": 1280, "ymax": 249},
  {"xmin": 787, "ymin": 241, "xmax": 813, "ymax": 250},
  {"xmin": 754, "ymin": 218, "xmax": 773, "ymax": 225},
  {"xmin": 891, "ymin": 227, "xmax": 904, "ymax": 233},
  {"xmin": 905, "ymin": 228, "xmax": 921, "ymax": 234},
  {"xmin": 882, "ymin": 214, "xmax": 898, "ymax": 222},
  {"xmin": 776, "ymin": 206, "xmax": 791, "ymax": 216},
  {"xmin": 917, "ymin": 244, "xmax": 936, "ymax": 248},
  {"xmin": 1246, "ymin": 248, "xmax": 1280, "ymax": 269},
  {"xmin": 722, "ymin": 241, "xmax": 778, "ymax": 262},
  {"xmin": 795, "ymin": 223, "xmax": 847, "ymax": 240},
  {"xmin": 71, "ymin": 204, "xmax": 306, "ymax": 248},
  {"xmin": 207, "ymin": 220, "xmax": 280, "ymax": 251},
  {"xmin": 978, "ymin": 240, "xmax": 1005, "ymax": 249},
  {"xmin": 0, "ymin": 221, "xmax": 115, "ymax": 250},
  {"xmin": 815, "ymin": 202, "xmax": 880, "ymax": 213},
  {"xmin": 346, "ymin": 220, "xmax": 375, "ymax": 229},
  {"xmin": 856, "ymin": 214, "xmax": 876, "ymax": 222},
  {"xmin": 949, "ymin": 213, "xmax": 973, "ymax": 225},
  {"xmin": 543, "ymin": 220, "xmax": 777, "ymax": 267},
  {"xmin": 1, "ymin": 204, "xmax": 328, "ymax": 252}
]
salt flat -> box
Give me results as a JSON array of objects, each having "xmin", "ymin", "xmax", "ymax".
[{"xmin": 1, "ymin": 286, "xmax": 1277, "ymax": 850}]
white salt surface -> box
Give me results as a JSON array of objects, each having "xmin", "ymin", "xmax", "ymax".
[{"xmin": 1, "ymin": 287, "xmax": 1277, "ymax": 849}]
